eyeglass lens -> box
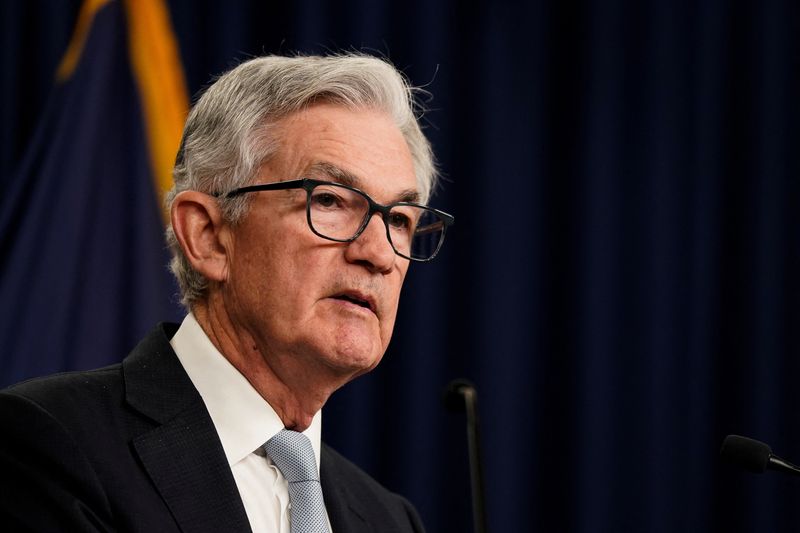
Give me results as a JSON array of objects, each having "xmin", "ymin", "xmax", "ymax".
[{"xmin": 308, "ymin": 183, "xmax": 445, "ymax": 260}]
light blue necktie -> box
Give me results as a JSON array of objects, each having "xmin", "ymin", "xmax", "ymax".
[{"xmin": 264, "ymin": 429, "xmax": 328, "ymax": 533}]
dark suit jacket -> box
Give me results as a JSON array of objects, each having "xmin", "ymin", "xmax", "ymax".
[{"xmin": 0, "ymin": 323, "xmax": 424, "ymax": 532}]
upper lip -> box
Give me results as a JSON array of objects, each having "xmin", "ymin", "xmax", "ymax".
[{"xmin": 330, "ymin": 289, "xmax": 377, "ymax": 314}]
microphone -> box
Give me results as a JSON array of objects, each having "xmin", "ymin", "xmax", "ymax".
[
  {"xmin": 443, "ymin": 379, "xmax": 488, "ymax": 533},
  {"xmin": 720, "ymin": 434, "xmax": 800, "ymax": 476}
]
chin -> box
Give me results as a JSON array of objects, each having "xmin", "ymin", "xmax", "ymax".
[
  {"xmin": 329, "ymin": 322, "xmax": 381, "ymax": 354},
  {"xmin": 331, "ymin": 347, "xmax": 383, "ymax": 374},
  {"xmin": 322, "ymin": 338, "xmax": 384, "ymax": 376}
]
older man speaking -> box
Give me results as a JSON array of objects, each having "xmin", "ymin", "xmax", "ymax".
[{"xmin": 0, "ymin": 54, "xmax": 453, "ymax": 532}]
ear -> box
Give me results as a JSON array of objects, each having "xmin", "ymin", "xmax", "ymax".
[{"xmin": 170, "ymin": 191, "xmax": 231, "ymax": 283}]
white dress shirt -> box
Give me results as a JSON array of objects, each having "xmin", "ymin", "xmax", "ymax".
[{"xmin": 170, "ymin": 313, "xmax": 331, "ymax": 533}]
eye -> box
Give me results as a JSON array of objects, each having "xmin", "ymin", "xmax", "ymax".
[
  {"xmin": 387, "ymin": 211, "xmax": 412, "ymax": 231},
  {"xmin": 310, "ymin": 190, "xmax": 344, "ymax": 209}
]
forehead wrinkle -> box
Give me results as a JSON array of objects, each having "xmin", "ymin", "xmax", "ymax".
[{"xmin": 307, "ymin": 162, "xmax": 420, "ymax": 204}]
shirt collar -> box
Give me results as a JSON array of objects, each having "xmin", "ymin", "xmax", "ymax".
[{"xmin": 170, "ymin": 313, "xmax": 323, "ymax": 471}]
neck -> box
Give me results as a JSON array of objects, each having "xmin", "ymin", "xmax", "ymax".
[{"xmin": 191, "ymin": 297, "xmax": 346, "ymax": 432}]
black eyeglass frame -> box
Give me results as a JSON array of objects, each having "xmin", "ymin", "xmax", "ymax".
[{"xmin": 223, "ymin": 178, "xmax": 454, "ymax": 262}]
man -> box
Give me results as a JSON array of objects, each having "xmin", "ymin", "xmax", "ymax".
[{"xmin": 0, "ymin": 54, "xmax": 453, "ymax": 532}]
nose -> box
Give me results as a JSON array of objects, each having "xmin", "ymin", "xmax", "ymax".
[{"xmin": 344, "ymin": 213, "xmax": 396, "ymax": 273}]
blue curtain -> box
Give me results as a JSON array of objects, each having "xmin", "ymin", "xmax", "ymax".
[{"xmin": 2, "ymin": 1, "xmax": 799, "ymax": 531}]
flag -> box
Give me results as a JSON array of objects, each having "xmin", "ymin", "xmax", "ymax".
[{"xmin": 0, "ymin": 0, "xmax": 187, "ymax": 386}]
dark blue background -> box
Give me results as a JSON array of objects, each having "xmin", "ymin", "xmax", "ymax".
[{"xmin": 2, "ymin": 1, "xmax": 799, "ymax": 531}]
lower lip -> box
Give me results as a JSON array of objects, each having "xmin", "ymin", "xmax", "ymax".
[{"xmin": 329, "ymin": 298, "xmax": 375, "ymax": 315}]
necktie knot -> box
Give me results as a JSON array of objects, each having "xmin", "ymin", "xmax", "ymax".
[{"xmin": 265, "ymin": 429, "xmax": 319, "ymax": 483}]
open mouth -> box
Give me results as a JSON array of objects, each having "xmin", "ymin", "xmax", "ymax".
[{"xmin": 332, "ymin": 293, "xmax": 374, "ymax": 313}]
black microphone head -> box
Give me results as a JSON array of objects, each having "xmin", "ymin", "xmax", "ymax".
[
  {"xmin": 442, "ymin": 378, "xmax": 475, "ymax": 412},
  {"xmin": 720, "ymin": 434, "xmax": 773, "ymax": 473}
]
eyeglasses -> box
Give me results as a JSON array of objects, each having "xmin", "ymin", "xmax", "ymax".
[{"xmin": 224, "ymin": 178, "xmax": 454, "ymax": 261}]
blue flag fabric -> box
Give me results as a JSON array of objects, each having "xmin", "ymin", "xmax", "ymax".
[{"xmin": 0, "ymin": 3, "xmax": 183, "ymax": 386}]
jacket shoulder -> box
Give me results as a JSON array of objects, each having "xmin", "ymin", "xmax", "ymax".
[
  {"xmin": 3, "ymin": 363, "xmax": 123, "ymax": 407},
  {"xmin": 0, "ymin": 323, "xmax": 186, "ymax": 531}
]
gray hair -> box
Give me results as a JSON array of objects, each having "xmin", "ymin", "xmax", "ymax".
[{"xmin": 165, "ymin": 53, "xmax": 438, "ymax": 308}]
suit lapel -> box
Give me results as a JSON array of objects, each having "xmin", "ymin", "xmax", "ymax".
[
  {"xmin": 321, "ymin": 446, "xmax": 371, "ymax": 533},
  {"xmin": 123, "ymin": 324, "xmax": 252, "ymax": 533}
]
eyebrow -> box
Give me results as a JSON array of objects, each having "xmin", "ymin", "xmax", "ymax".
[{"xmin": 308, "ymin": 162, "xmax": 421, "ymax": 204}]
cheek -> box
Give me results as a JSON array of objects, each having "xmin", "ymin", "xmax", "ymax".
[
  {"xmin": 262, "ymin": 244, "xmax": 334, "ymax": 318},
  {"xmin": 258, "ymin": 256, "xmax": 308, "ymax": 308},
  {"xmin": 380, "ymin": 274, "xmax": 407, "ymax": 339},
  {"xmin": 230, "ymin": 233, "xmax": 299, "ymax": 312}
]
